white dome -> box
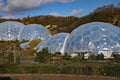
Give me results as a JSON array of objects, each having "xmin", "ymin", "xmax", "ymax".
[
  {"xmin": 19, "ymin": 24, "xmax": 51, "ymax": 41},
  {"xmin": 0, "ymin": 21, "xmax": 25, "ymax": 41},
  {"xmin": 36, "ymin": 33, "xmax": 70, "ymax": 54},
  {"xmin": 65, "ymin": 22, "xmax": 120, "ymax": 57}
]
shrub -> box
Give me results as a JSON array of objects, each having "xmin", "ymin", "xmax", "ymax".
[
  {"xmin": 89, "ymin": 54, "xmax": 96, "ymax": 60},
  {"xmin": 101, "ymin": 64, "xmax": 120, "ymax": 77},
  {"xmin": 96, "ymin": 53, "xmax": 104, "ymax": 60},
  {"xmin": 60, "ymin": 65, "xmax": 85, "ymax": 75},
  {"xmin": 35, "ymin": 48, "xmax": 52, "ymax": 63},
  {"xmin": 0, "ymin": 77, "xmax": 11, "ymax": 80},
  {"xmin": 82, "ymin": 65, "xmax": 93, "ymax": 75},
  {"xmin": 63, "ymin": 53, "xmax": 71, "ymax": 60}
]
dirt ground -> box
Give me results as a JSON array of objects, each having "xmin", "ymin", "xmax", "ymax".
[{"xmin": 0, "ymin": 74, "xmax": 119, "ymax": 80}]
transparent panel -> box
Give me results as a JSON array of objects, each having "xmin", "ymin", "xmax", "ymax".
[
  {"xmin": 37, "ymin": 33, "xmax": 69, "ymax": 54},
  {"xmin": 0, "ymin": 21, "xmax": 25, "ymax": 41},
  {"xmin": 19, "ymin": 24, "xmax": 51, "ymax": 41},
  {"xmin": 99, "ymin": 37, "xmax": 110, "ymax": 45},
  {"xmin": 93, "ymin": 41, "xmax": 100, "ymax": 48},
  {"xmin": 81, "ymin": 30, "xmax": 91, "ymax": 36},
  {"xmin": 65, "ymin": 22, "xmax": 120, "ymax": 55}
]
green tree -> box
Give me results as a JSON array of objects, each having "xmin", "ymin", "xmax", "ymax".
[
  {"xmin": 89, "ymin": 54, "xmax": 96, "ymax": 61},
  {"xmin": 7, "ymin": 52, "xmax": 14, "ymax": 63},
  {"xmin": 112, "ymin": 53, "xmax": 120, "ymax": 62},
  {"xmin": 35, "ymin": 48, "xmax": 52, "ymax": 63},
  {"xmin": 96, "ymin": 53, "xmax": 104, "ymax": 60}
]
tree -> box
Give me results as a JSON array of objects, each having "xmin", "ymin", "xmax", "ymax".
[
  {"xmin": 35, "ymin": 48, "xmax": 52, "ymax": 63},
  {"xmin": 89, "ymin": 54, "xmax": 96, "ymax": 61},
  {"xmin": 63, "ymin": 53, "xmax": 71, "ymax": 60},
  {"xmin": 7, "ymin": 52, "xmax": 14, "ymax": 63},
  {"xmin": 96, "ymin": 53, "xmax": 104, "ymax": 60},
  {"xmin": 112, "ymin": 53, "xmax": 120, "ymax": 62},
  {"xmin": 53, "ymin": 52, "xmax": 61, "ymax": 58}
]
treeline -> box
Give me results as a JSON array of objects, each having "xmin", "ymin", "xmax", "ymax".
[{"xmin": 0, "ymin": 4, "xmax": 120, "ymax": 34}]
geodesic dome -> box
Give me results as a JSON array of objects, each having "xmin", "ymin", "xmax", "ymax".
[
  {"xmin": 36, "ymin": 33, "xmax": 70, "ymax": 54},
  {"xmin": 0, "ymin": 21, "xmax": 25, "ymax": 41},
  {"xmin": 19, "ymin": 24, "xmax": 51, "ymax": 41},
  {"xmin": 65, "ymin": 22, "xmax": 120, "ymax": 57}
]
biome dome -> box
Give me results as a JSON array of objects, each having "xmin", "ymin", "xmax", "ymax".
[
  {"xmin": 0, "ymin": 21, "xmax": 25, "ymax": 41},
  {"xmin": 36, "ymin": 33, "xmax": 70, "ymax": 54},
  {"xmin": 65, "ymin": 22, "xmax": 120, "ymax": 58},
  {"xmin": 19, "ymin": 24, "xmax": 51, "ymax": 41}
]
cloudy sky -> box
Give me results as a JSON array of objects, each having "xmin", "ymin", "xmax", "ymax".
[{"xmin": 0, "ymin": 0, "xmax": 119, "ymax": 18}]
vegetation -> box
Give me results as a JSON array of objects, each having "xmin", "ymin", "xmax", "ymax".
[
  {"xmin": 89, "ymin": 54, "xmax": 96, "ymax": 61},
  {"xmin": 0, "ymin": 41, "xmax": 120, "ymax": 77},
  {"xmin": 96, "ymin": 53, "xmax": 104, "ymax": 60},
  {"xmin": 0, "ymin": 60, "xmax": 119, "ymax": 77},
  {"xmin": 35, "ymin": 48, "xmax": 52, "ymax": 63},
  {"xmin": 0, "ymin": 77, "xmax": 11, "ymax": 80}
]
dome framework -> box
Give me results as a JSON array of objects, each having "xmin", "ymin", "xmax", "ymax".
[
  {"xmin": 0, "ymin": 21, "xmax": 25, "ymax": 41},
  {"xmin": 36, "ymin": 33, "xmax": 70, "ymax": 54},
  {"xmin": 65, "ymin": 22, "xmax": 120, "ymax": 58},
  {"xmin": 19, "ymin": 24, "xmax": 51, "ymax": 41}
]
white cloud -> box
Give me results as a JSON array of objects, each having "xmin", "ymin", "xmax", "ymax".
[
  {"xmin": 0, "ymin": 0, "xmax": 76, "ymax": 14},
  {"xmin": 49, "ymin": 12, "xmax": 61, "ymax": 16},
  {"xmin": 71, "ymin": 9, "xmax": 83, "ymax": 17},
  {"xmin": 2, "ymin": 15, "xmax": 16, "ymax": 19}
]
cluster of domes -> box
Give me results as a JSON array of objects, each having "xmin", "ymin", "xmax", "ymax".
[
  {"xmin": 36, "ymin": 22, "xmax": 120, "ymax": 58},
  {"xmin": 0, "ymin": 21, "xmax": 120, "ymax": 58},
  {"xmin": 0, "ymin": 21, "xmax": 51, "ymax": 41}
]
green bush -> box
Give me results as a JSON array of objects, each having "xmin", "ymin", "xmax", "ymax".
[
  {"xmin": 82, "ymin": 65, "xmax": 93, "ymax": 75},
  {"xmin": 89, "ymin": 54, "xmax": 96, "ymax": 60},
  {"xmin": 60, "ymin": 65, "xmax": 81, "ymax": 74},
  {"xmin": 101, "ymin": 64, "xmax": 120, "ymax": 77},
  {"xmin": 0, "ymin": 77, "xmax": 11, "ymax": 80},
  {"xmin": 0, "ymin": 64, "xmax": 7, "ymax": 73},
  {"xmin": 35, "ymin": 48, "xmax": 52, "ymax": 63},
  {"xmin": 0, "ymin": 61, "xmax": 119, "ymax": 77},
  {"xmin": 96, "ymin": 53, "xmax": 104, "ymax": 60}
]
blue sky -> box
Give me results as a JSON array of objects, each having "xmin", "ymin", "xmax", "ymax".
[{"xmin": 0, "ymin": 0, "xmax": 119, "ymax": 19}]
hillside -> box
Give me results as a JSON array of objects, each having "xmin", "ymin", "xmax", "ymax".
[{"xmin": 0, "ymin": 4, "xmax": 120, "ymax": 34}]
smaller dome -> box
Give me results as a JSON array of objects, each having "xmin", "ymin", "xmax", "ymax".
[
  {"xmin": 36, "ymin": 33, "xmax": 70, "ymax": 54},
  {"xmin": 19, "ymin": 24, "xmax": 51, "ymax": 41}
]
